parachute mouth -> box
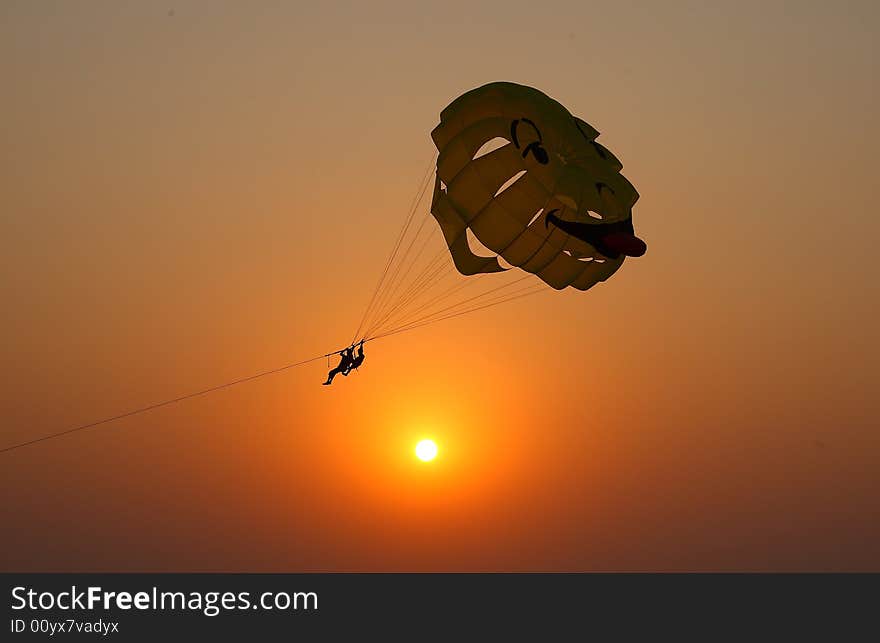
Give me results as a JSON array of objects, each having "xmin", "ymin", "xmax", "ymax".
[
  {"xmin": 544, "ymin": 211, "xmax": 646, "ymax": 259},
  {"xmin": 600, "ymin": 232, "xmax": 647, "ymax": 258}
]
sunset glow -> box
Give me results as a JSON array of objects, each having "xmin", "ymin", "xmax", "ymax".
[{"xmin": 1, "ymin": 2, "xmax": 877, "ymax": 574}]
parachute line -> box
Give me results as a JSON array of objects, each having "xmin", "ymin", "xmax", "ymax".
[
  {"xmin": 350, "ymin": 146, "xmax": 556, "ymax": 346},
  {"xmin": 0, "ymin": 271, "xmax": 545, "ymax": 455},
  {"xmin": 0, "ymin": 353, "xmax": 329, "ymax": 455},
  {"xmin": 350, "ymin": 153, "xmax": 438, "ymax": 344}
]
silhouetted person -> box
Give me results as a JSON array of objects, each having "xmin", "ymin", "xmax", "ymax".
[
  {"xmin": 343, "ymin": 340, "xmax": 365, "ymax": 375},
  {"xmin": 323, "ymin": 347, "xmax": 354, "ymax": 385}
]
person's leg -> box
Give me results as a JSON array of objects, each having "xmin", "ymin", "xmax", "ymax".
[{"xmin": 324, "ymin": 366, "xmax": 342, "ymax": 384}]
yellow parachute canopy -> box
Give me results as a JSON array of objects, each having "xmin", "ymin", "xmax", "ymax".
[{"xmin": 430, "ymin": 82, "xmax": 645, "ymax": 291}]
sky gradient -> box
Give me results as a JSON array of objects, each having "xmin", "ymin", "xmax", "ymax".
[{"xmin": 1, "ymin": 1, "xmax": 878, "ymax": 571}]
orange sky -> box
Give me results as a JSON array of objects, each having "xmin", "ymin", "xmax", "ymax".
[{"xmin": 1, "ymin": 1, "xmax": 878, "ymax": 571}]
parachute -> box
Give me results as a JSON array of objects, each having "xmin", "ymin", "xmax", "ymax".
[{"xmin": 430, "ymin": 81, "xmax": 645, "ymax": 290}]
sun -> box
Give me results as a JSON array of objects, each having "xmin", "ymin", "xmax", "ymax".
[{"xmin": 415, "ymin": 439, "xmax": 438, "ymax": 462}]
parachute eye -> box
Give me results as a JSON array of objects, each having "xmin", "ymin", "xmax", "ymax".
[
  {"xmin": 527, "ymin": 143, "xmax": 549, "ymax": 165},
  {"xmin": 511, "ymin": 118, "xmax": 548, "ymax": 164}
]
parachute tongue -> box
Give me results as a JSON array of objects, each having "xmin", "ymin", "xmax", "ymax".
[{"xmin": 601, "ymin": 232, "xmax": 647, "ymax": 257}]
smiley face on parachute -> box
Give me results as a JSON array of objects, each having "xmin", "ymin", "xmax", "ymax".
[{"xmin": 430, "ymin": 82, "xmax": 646, "ymax": 291}]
